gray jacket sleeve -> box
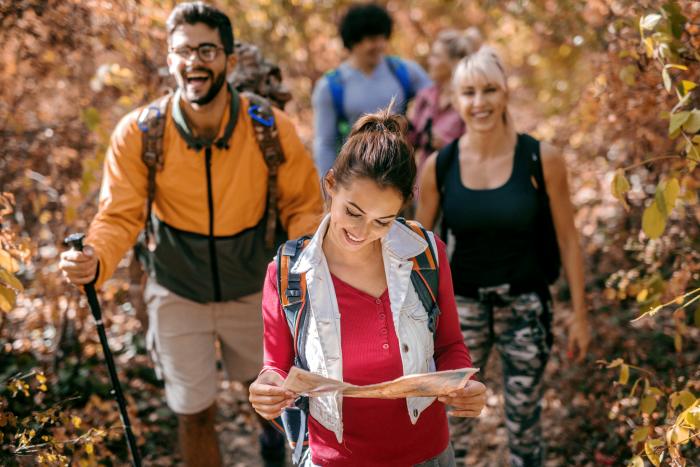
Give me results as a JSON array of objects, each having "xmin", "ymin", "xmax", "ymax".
[{"xmin": 311, "ymin": 77, "xmax": 338, "ymax": 178}]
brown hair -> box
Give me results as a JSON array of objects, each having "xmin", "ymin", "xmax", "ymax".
[
  {"xmin": 326, "ymin": 106, "xmax": 416, "ymax": 204},
  {"xmin": 435, "ymin": 27, "xmax": 483, "ymax": 61}
]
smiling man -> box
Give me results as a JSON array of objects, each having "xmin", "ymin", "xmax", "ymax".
[{"xmin": 58, "ymin": 2, "xmax": 323, "ymax": 466}]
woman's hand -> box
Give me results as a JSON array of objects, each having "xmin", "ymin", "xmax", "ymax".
[
  {"xmin": 567, "ymin": 314, "xmax": 590, "ymax": 363},
  {"xmin": 249, "ymin": 370, "xmax": 297, "ymax": 420},
  {"xmin": 438, "ymin": 381, "xmax": 487, "ymax": 417}
]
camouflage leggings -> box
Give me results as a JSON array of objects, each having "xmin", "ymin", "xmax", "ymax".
[{"xmin": 454, "ymin": 284, "xmax": 551, "ymax": 467}]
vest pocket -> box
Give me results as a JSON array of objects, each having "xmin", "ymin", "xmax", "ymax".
[{"xmin": 402, "ymin": 301, "xmax": 432, "ymax": 355}]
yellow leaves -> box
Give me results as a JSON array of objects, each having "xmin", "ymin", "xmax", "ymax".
[
  {"xmin": 671, "ymin": 390, "xmax": 697, "ymax": 410},
  {"xmin": 643, "ymin": 38, "xmax": 654, "ymax": 58},
  {"xmin": 645, "ymin": 439, "xmax": 663, "ymax": 466},
  {"xmin": 605, "ymin": 358, "xmax": 624, "ymax": 368},
  {"xmin": 640, "ymin": 395, "xmax": 657, "ymax": 415},
  {"xmin": 72, "ymin": 416, "xmax": 82, "ymax": 429},
  {"xmin": 0, "ymin": 269, "xmax": 23, "ymax": 291},
  {"xmin": 9, "ymin": 380, "xmax": 30, "ymax": 397},
  {"xmin": 619, "ymin": 364, "xmax": 630, "ymax": 384},
  {"xmin": 36, "ymin": 373, "xmax": 47, "ymax": 391},
  {"xmin": 85, "ymin": 443, "xmax": 94, "ymax": 454},
  {"xmin": 631, "ymin": 426, "xmax": 648, "ymax": 443},
  {"xmin": 669, "ymin": 111, "xmax": 690, "ymax": 138},
  {"xmin": 0, "ymin": 249, "xmax": 20, "ymax": 273},
  {"xmin": 642, "ymin": 201, "xmax": 666, "ymax": 239},
  {"xmin": 65, "ymin": 205, "xmax": 78, "ymax": 224},
  {"xmin": 0, "ymin": 284, "xmax": 16, "ymax": 313},
  {"xmin": 637, "ymin": 289, "xmax": 648, "ymax": 302},
  {"xmin": 611, "ymin": 170, "xmax": 630, "ymax": 210},
  {"xmin": 629, "ymin": 455, "xmax": 644, "ymax": 467},
  {"xmin": 664, "ymin": 179, "xmax": 680, "ymax": 213},
  {"xmin": 683, "ymin": 109, "xmax": 700, "ymax": 134},
  {"xmin": 666, "ymin": 424, "xmax": 690, "ymax": 445}
]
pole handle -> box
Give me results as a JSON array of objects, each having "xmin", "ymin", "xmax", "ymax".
[{"xmin": 64, "ymin": 233, "xmax": 85, "ymax": 252}]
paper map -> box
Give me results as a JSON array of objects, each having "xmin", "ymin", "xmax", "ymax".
[{"xmin": 283, "ymin": 367, "xmax": 480, "ymax": 399}]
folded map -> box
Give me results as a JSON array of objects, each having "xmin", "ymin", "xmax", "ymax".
[{"xmin": 283, "ymin": 366, "xmax": 480, "ymax": 399}]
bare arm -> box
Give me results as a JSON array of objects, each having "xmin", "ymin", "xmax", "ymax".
[
  {"xmin": 540, "ymin": 142, "xmax": 590, "ymax": 361},
  {"xmin": 414, "ymin": 151, "xmax": 440, "ymax": 230}
]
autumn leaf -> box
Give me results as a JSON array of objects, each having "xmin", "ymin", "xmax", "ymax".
[
  {"xmin": 664, "ymin": 178, "xmax": 680, "ymax": 213},
  {"xmin": 0, "ymin": 269, "xmax": 23, "ymax": 291},
  {"xmin": 642, "ymin": 201, "xmax": 666, "ymax": 239},
  {"xmin": 645, "ymin": 439, "xmax": 663, "ymax": 467},
  {"xmin": 630, "ymin": 426, "xmax": 648, "ymax": 443},
  {"xmin": 0, "ymin": 284, "xmax": 16, "ymax": 313},
  {"xmin": 683, "ymin": 109, "xmax": 700, "ymax": 133},
  {"xmin": 669, "ymin": 111, "xmax": 690, "ymax": 137},
  {"xmin": 655, "ymin": 182, "xmax": 668, "ymax": 218},
  {"xmin": 619, "ymin": 364, "xmax": 629, "ymax": 384},
  {"xmin": 629, "ymin": 455, "xmax": 644, "ymax": 467},
  {"xmin": 0, "ymin": 249, "xmax": 19, "ymax": 273},
  {"xmin": 640, "ymin": 395, "xmax": 657, "ymax": 414},
  {"xmin": 611, "ymin": 170, "xmax": 630, "ymax": 210}
]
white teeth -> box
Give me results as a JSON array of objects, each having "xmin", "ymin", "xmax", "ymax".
[
  {"xmin": 346, "ymin": 231, "xmax": 362, "ymax": 242},
  {"xmin": 473, "ymin": 112, "xmax": 490, "ymax": 118},
  {"xmin": 186, "ymin": 72, "xmax": 208, "ymax": 79}
]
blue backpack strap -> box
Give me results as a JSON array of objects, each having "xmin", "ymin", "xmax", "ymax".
[
  {"xmin": 385, "ymin": 56, "xmax": 415, "ymax": 115},
  {"xmin": 395, "ymin": 218, "xmax": 441, "ymax": 339},
  {"xmin": 324, "ymin": 69, "xmax": 351, "ymax": 140}
]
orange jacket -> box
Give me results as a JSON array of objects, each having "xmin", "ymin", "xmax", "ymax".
[{"xmin": 86, "ymin": 92, "xmax": 323, "ymax": 290}]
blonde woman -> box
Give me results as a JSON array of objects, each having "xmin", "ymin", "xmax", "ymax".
[{"xmin": 415, "ymin": 46, "xmax": 590, "ymax": 466}]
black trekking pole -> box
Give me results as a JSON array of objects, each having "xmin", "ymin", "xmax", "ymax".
[{"xmin": 64, "ymin": 233, "xmax": 142, "ymax": 467}]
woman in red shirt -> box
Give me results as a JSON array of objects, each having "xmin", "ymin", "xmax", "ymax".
[{"xmin": 249, "ymin": 108, "xmax": 486, "ymax": 467}]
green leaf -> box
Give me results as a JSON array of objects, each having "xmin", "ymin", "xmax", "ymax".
[
  {"xmin": 662, "ymin": 68, "xmax": 672, "ymax": 92},
  {"xmin": 0, "ymin": 270, "xmax": 23, "ymax": 291},
  {"xmin": 629, "ymin": 455, "xmax": 644, "ymax": 467},
  {"xmin": 642, "ymin": 201, "xmax": 666, "ymax": 239},
  {"xmin": 620, "ymin": 364, "xmax": 630, "ymax": 384},
  {"xmin": 662, "ymin": 3, "xmax": 688, "ymax": 24},
  {"xmin": 631, "ymin": 426, "xmax": 649, "ymax": 443},
  {"xmin": 684, "ymin": 109, "xmax": 700, "ymax": 134},
  {"xmin": 630, "ymin": 377, "xmax": 643, "ymax": 398},
  {"xmin": 670, "ymin": 111, "xmax": 691, "ymax": 136},
  {"xmin": 648, "ymin": 387, "xmax": 665, "ymax": 396},
  {"xmin": 655, "ymin": 182, "xmax": 669, "ymax": 218},
  {"xmin": 640, "ymin": 395, "xmax": 657, "ymax": 414},
  {"xmin": 641, "ymin": 14, "xmax": 662, "ymax": 30}
]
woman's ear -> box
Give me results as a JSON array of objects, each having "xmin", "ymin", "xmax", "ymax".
[{"xmin": 324, "ymin": 171, "xmax": 336, "ymax": 197}]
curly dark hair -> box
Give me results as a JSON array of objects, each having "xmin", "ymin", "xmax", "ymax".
[
  {"xmin": 339, "ymin": 3, "xmax": 393, "ymax": 50},
  {"xmin": 166, "ymin": 2, "xmax": 234, "ymax": 55}
]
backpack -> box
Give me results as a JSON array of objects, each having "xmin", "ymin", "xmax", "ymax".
[
  {"xmin": 273, "ymin": 218, "xmax": 441, "ymax": 463},
  {"xmin": 135, "ymin": 41, "xmax": 289, "ymax": 252},
  {"xmin": 435, "ymin": 133, "xmax": 561, "ymax": 284},
  {"xmin": 325, "ymin": 56, "xmax": 415, "ymax": 141}
]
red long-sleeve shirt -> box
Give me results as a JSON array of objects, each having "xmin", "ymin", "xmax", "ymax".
[{"xmin": 261, "ymin": 238, "xmax": 473, "ymax": 466}]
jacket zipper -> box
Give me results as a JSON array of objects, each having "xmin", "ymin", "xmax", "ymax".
[{"xmin": 205, "ymin": 146, "xmax": 222, "ymax": 301}]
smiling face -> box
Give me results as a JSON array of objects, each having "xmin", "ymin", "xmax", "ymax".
[
  {"xmin": 167, "ymin": 22, "xmax": 236, "ymax": 106},
  {"xmin": 453, "ymin": 74, "xmax": 508, "ymax": 133},
  {"xmin": 325, "ymin": 177, "xmax": 404, "ymax": 253}
]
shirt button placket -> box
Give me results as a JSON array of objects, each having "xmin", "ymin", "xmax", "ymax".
[{"xmin": 377, "ymin": 298, "xmax": 390, "ymax": 357}]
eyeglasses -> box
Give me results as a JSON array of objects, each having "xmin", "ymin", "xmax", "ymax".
[{"xmin": 169, "ymin": 43, "xmax": 225, "ymax": 63}]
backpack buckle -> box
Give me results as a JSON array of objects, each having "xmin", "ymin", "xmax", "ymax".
[
  {"xmin": 248, "ymin": 105, "xmax": 274, "ymax": 126},
  {"xmin": 137, "ymin": 106, "xmax": 162, "ymax": 131},
  {"xmin": 143, "ymin": 151, "xmax": 158, "ymax": 167}
]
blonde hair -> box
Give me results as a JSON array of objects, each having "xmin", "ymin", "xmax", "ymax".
[
  {"xmin": 451, "ymin": 45, "xmax": 507, "ymax": 93},
  {"xmin": 435, "ymin": 27, "xmax": 483, "ymax": 61}
]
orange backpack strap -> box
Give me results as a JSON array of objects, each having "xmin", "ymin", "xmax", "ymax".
[
  {"xmin": 276, "ymin": 236, "xmax": 313, "ymax": 365},
  {"xmin": 398, "ymin": 219, "xmax": 441, "ymax": 339}
]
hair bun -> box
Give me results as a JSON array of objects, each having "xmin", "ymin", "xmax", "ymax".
[{"xmin": 352, "ymin": 103, "xmax": 407, "ymax": 138}]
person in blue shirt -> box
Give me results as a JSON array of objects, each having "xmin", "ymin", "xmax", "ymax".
[{"xmin": 312, "ymin": 3, "xmax": 433, "ymax": 177}]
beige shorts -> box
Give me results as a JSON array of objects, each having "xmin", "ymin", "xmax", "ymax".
[{"xmin": 144, "ymin": 279, "xmax": 264, "ymax": 415}]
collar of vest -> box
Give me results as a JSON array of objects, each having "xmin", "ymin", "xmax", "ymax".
[
  {"xmin": 171, "ymin": 83, "xmax": 240, "ymax": 152},
  {"xmin": 290, "ymin": 213, "xmax": 429, "ymax": 275}
]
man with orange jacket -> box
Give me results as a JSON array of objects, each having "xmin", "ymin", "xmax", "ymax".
[{"xmin": 58, "ymin": 3, "xmax": 323, "ymax": 466}]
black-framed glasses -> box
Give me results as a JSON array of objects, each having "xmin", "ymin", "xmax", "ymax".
[{"xmin": 169, "ymin": 43, "xmax": 225, "ymax": 62}]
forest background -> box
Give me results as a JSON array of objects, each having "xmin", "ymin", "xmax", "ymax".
[{"xmin": 1, "ymin": 0, "xmax": 699, "ymax": 466}]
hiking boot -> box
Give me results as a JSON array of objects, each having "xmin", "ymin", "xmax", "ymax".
[{"xmin": 260, "ymin": 431, "xmax": 287, "ymax": 467}]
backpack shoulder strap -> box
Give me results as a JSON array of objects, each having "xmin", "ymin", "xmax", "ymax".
[
  {"xmin": 324, "ymin": 69, "xmax": 350, "ymax": 137},
  {"xmin": 276, "ymin": 236, "xmax": 313, "ymax": 368},
  {"xmin": 520, "ymin": 133, "xmax": 546, "ymax": 197},
  {"xmin": 395, "ymin": 218, "xmax": 441, "ymax": 339},
  {"xmin": 137, "ymin": 91, "xmax": 173, "ymax": 251},
  {"xmin": 244, "ymin": 92, "xmax": 286, "ymax": 248},
  {"xmin": 385, "ymin": 56, "xmax": 414, "ymax": 114},
  {"xmin": 436, "ymin": 138, "xmax": 459, "ymax": 194}
]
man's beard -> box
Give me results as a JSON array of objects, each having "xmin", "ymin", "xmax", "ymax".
[{"xmin": 184, "ymin": 69, "xmax": 227, "ymax": 106}]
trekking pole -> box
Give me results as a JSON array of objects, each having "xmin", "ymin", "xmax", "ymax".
[{"xmin": 64, "ymin": 233, "xmax": 142, "ymax": 467}]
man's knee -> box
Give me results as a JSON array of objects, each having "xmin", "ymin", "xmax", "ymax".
[{"xmin": 177, "ymin": 404, "xmax": 217, "ymax": 429}]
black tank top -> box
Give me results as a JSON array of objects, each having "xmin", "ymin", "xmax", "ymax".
[{"xmin": 441, "ymin": 135, "xmax": 543, "ymax": 296}]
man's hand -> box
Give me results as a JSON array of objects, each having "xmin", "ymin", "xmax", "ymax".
[
  {"xmin": 59, "ymin": 245, "xmax": 98, "ymax": 285},
  {"xmin": 567, "ymin": 314, "xmax": 590, "ymax": 363},
  {"xmin": 438, "ymin": 381, "xmax": 487, "ymax": 417},
  {"xmin": 249, "ymin": 371, "xmax": 297, "ymax": 420}
]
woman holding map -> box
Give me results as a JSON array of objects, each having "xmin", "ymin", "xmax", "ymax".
[{"xmin": 249, "ymin": 106, "xmax": 486, "ymax": 467}]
